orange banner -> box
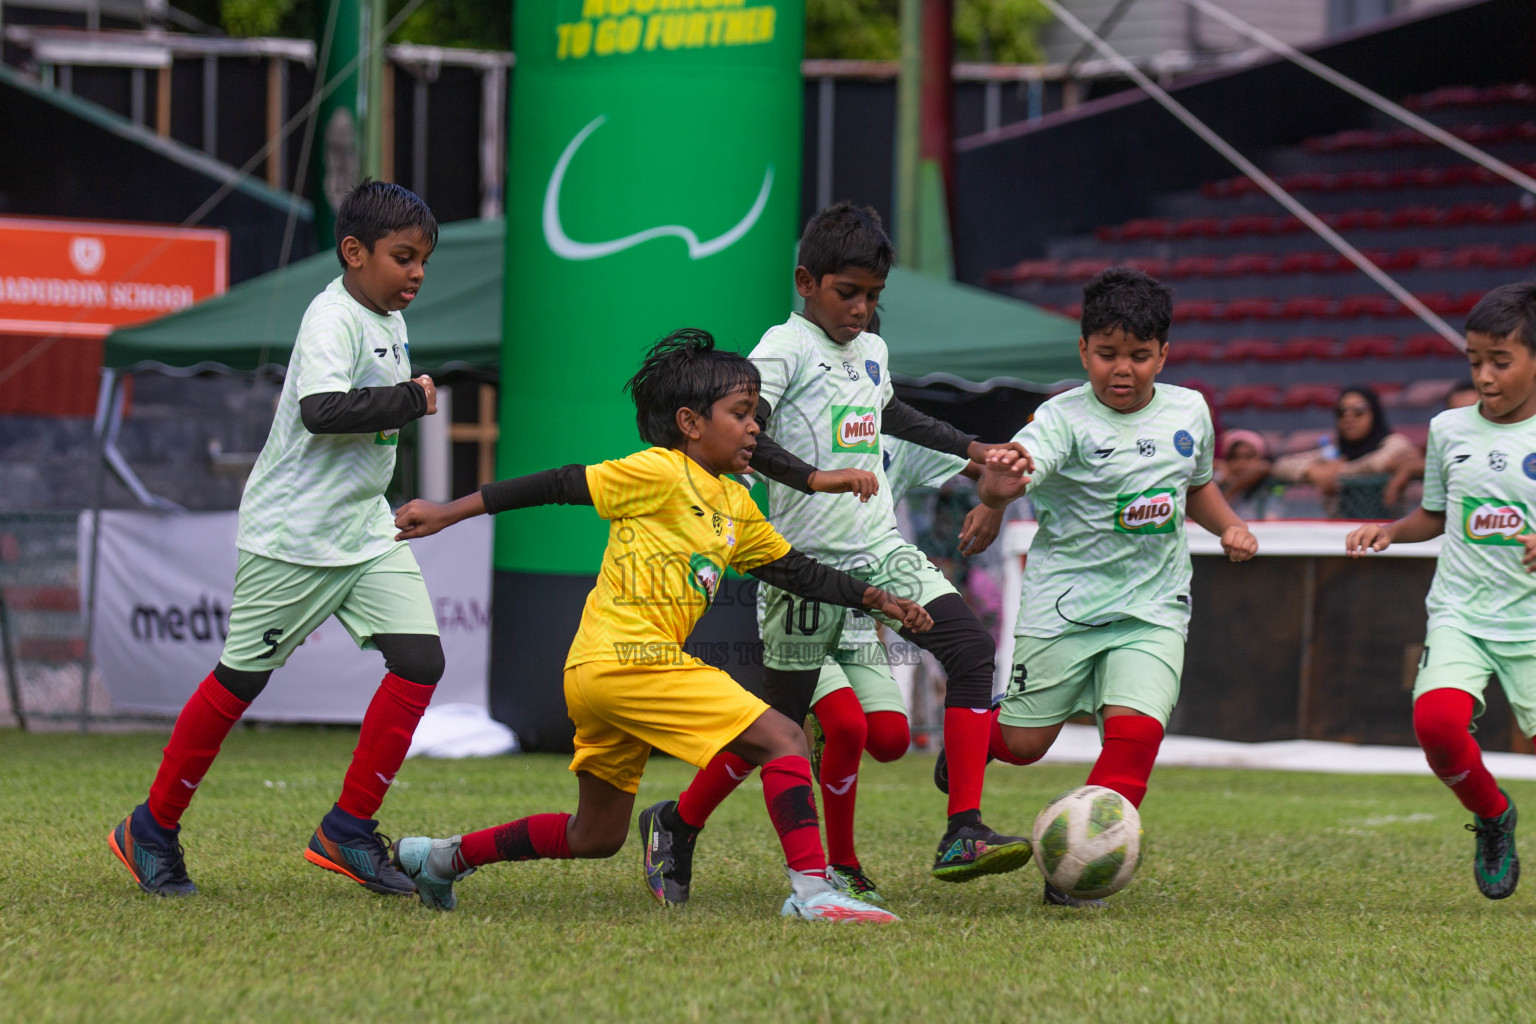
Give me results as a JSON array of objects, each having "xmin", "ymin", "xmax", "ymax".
[{"xmin": 0, "ymin": 216, "xmax": 227, "ymax": 338}]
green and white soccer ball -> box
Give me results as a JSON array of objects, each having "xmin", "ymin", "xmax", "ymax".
[{"xmin": 1031, "ymin": 785, "xmax": 1143, "ymax": 900}]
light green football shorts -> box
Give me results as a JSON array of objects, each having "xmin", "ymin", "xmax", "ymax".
[
  {"xmin": 812, "ymin": 644, "xmax": 908, "ymax": 715},
  {"xmin": 219, "ymin": 543, "xmax": 439, "ymax": 672},
  {"xmin": 757, "ymin": 542, "xmax": 956, "ymax": 671},
  {"xmin": 998, "ymin": 618, "xmax": 1185, "ymax": 729},
  {"xmin": 1413, "ymin": 625, "xmax": 1536, "ymax": 738}
]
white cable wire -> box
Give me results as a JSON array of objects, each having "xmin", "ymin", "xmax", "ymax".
[
  {"xmin": 1179, "ymin": 0, "xmax": 1536, "ymax": 196},
  {"xmin": 1033, "ymin": 0, "xmax": 1465, "ymax": 348}
]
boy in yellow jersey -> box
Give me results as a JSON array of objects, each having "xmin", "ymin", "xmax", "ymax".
[{"xmin": 388, "ymin": 330, "xmax": 929, "ymax": 921}]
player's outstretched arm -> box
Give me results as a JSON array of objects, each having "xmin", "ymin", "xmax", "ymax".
[
  {"xmin": 976, "ymin": 447, "xmax": 1032, "ymax": 509},
  {"xmin": 747, "ymin": 549, "xmax": 932, "ymax": 632},
  {"xmin": 1186, "ymin": 480, "xmax": 1258, "ymax": 562},
  {"xmin": 880, "ymin": 396, "xmax": 975, "ymax": 458},
  {"xmin": 300, "ymin": 376, "xmax": 435, "ymax": 434},
  {"xmin": 1345, "ymin": 507, "xmax": 1445, "ymax": 556},
  {"xmin": 747, "ymin": 396, "xmax": 879, "ymax": 501},
  {"xmin": 394, "ymin": 464, "xmax": 593, "ymax": 540}
]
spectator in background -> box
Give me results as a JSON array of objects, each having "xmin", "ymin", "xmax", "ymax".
[
  {"xmin": 1383, "ymin": 380, "xmax": 1480, "ymax": 506},
  {"xmin": 1273, "ymin": 385, "xmax": 1417, "ymax": 517},
  {"xmin": 1215, "ymin": 429, "xmax": 1273, "ymax": 517}
]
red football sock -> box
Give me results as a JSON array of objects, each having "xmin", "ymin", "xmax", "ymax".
[
  {"xmin": 943, "ymin": 706, "xmax": 992, "ymax": 816},
  {"xmin": 1085, "ymin": 714, "xmax": 1164, "ymax": 808},
  {"xmin": 146, "ymin": 672, "xmax": 250, "ymax": 829},
  {"xmin": 987, "ymin": 707, "xmax": 1042, "ymax": 766},
  {"xmin": 676, "ymin": 750, "xmax": 753, "ymax": 829},
  {"xmin": 458, "ymin": 812, "xmax": 572, "ymax": 868},
  {"xmin": 761, "ymin": 755, "xmax": 826, "ymax": 875},
  {"xmin": 337, "ymin": 673, "xmax": 434, "ymax": 819},
  {"xmin": 812, "ymin": 688, "xmax": 867, "ymax": 866},
  {"xmin": 863, "ymin": 710, "xmax": 910, "ymax": 763},
  {"xmin": 1414, "ymin": 689, "xmax": 1507, "ymax": 818}
]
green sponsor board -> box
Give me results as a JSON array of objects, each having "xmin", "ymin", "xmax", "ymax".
[
  {"xmin": 497, "ymin": 1, "xmax": 804, "ymax": 574},
  {"xmin": 1115, "ymin": 488, "xmax": 1178, "ymax": 534}
]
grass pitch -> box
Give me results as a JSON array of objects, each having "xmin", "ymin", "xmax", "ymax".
[{"xmin": 2, "ymin": 727, "xmax": 1532, "ymax": 1023}]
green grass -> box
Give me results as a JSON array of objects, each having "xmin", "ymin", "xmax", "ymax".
[{"xmin": 2, "ymin": 728, "xmax": 1532, "ymax": 1023}]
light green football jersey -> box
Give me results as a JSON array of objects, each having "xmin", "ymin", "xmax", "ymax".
[
  {"xmin": 751, "ymin": 312, "xmax": 900, "ymax": 569},
  {"xmin": 1421, "ymin": 404, "xmax": 1536, "ymax": 640},
  {"xmin": 1013, "ymin": 383, "xmax": 1214, "ymax": 639},
  {"xmin": 236, "ymin": 276, "xmax": 413, "ymax": 566},
  {"xmin": 836, "ymin": 438, "xmax": 969, "ymax": 648}
]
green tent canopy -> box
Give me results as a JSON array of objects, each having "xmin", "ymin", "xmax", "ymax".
[{"xmin": 105, "ymin": 218, "xmax": 1083, "ymax": 388}]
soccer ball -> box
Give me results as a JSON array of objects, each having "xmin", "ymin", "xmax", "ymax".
[{"xmin": 1031, "ymin": 785, "xmax": 1143, "ymax": 900}]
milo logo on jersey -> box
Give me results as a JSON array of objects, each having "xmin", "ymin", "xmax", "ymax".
[
  {"xmin": 374, "ymin": 428, "xmax": 399, "ymax": 446},
  {"xmin": 1462, "ymin": 497, "xmax": 1530, "ymax": 546},
  {"xmin": 686, "ymin": 553, "xmax": 723, "ymax": 603},
  {"xmin": 1115, "ymin": 488, "xmax": 1177, "ymax": 534},
  {"xmin": 831, "ymin": 404, "xmax": 878, "ymax": 453}
]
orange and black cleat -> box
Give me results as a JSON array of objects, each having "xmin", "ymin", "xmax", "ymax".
[
  {"xmin": 303, "ymin": 805, "xmax": 415, "ymax": 895},
  {"xmin": 108, "ymin": 804, "xmax": 198, "ymax": 896}
]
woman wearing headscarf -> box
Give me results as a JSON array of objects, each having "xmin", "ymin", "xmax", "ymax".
[{"xmin": 1273, "ymin": 385, "xmax": 1418, "ymax": 515}]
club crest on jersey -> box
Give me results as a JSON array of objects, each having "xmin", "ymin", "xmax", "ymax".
[
  {"xmin": 1137, "ymin": 438, "xmax": 1156, "ymax": 458},
  {"xmin": 1115, "ymin": 488, "xmax": 1177, "ymax": 534},
  {"xmin": 832, "ymin": 404, "xmax": 878, "ymax": 453},
  {"xmin": 687, "ymin": 553, "xmax": 723, "ymax": 602},
  {"xmin": 1524, "ymin": 453, "xmax": 1536, "ymax": 480},
  {"xmin": 865, "ymin": 360, "xmax": 881, "ymax": 385},
  {"xmin": 1174, "ymin": 430, "xmax": 1194, "ymax": 457},
  {"xmin": 374, "ymin": 428, "xmax": 399, "ymax": 446},
  {"xmin": 1462, "ymin": 498, "xmax": 1529, "ymax": 546}
]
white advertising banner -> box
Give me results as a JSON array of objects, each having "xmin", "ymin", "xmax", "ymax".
[{"xmin": 80, "ymin": 511, "xmax": 491, "ymax": 721}]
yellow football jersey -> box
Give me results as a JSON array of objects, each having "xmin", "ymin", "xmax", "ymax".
[{"xmin": 564, "ymin": 447, "xmax": 790, "ymax": 669}]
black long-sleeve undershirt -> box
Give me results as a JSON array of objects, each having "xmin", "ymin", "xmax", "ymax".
[
  {"xmin": 880, "ymin": 396, "xmax": 976, "ymax": 457},
  {"xmin": 748, "ymin": 548, "xmax": 870, "ymax": 609},
  {"xmin": 747, "ymin": 397, "xmax": 818, "ymax": 493},
  {"xmin": 299, "ymin": 381, "xmax": 427, "ymax": 434},
  {"xmin": 475, "ymin": 465, "xmax": 873, "ymax": 609},
  {"xmin": 479, "ymin": 464, "xmax": 593, "ymax": 514}
]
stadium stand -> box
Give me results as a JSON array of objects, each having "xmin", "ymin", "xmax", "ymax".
[{"xmin": 983, "ymin": 81, "xmax": 1536, "ymax": 514}]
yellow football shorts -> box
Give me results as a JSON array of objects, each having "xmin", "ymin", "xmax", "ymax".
[{"xmin": 563, "ymin": 657, "xmax": 770, "ymax": 794}]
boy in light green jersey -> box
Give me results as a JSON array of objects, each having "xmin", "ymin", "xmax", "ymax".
[
  {"xmin": 1347, "ymin": 282, "xmax": 1536, "ymax": 901},
  {"xmin": 977, "ymin": 268, "xmax": 1258, "ymax": 905},
  {"xmin": 110, "ymin": 181, "xmax": 444, "ymax": 898}
]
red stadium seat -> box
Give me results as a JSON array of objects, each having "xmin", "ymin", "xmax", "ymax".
[
  {"xmin": 1220, "ymin": 385, "xmax": 1281, "ymax": 411},
  {"xmin": 1222, "ymin": 298, "xmax": 1281, "ymax": 320},
  {"xmin": 1176, "ymin": 300, "xmax": 1222, "ymax": 321},
  {"xmin": 1224, "ymin": 254, "xmax": 1277, "ymax": 276},
  {"xmin": 1279, "ymin": 336, "xmax": 1340, "ymax": 361},
  {"xmin": 1168, "ymin": 256, "xmax": 1221, "ymax": 278},
  {"xmin": 1280, "ymin": 384, "xmax": 1340, "ymax": 410},
  {"xmin": 1122, "ymin": 257, "xmax": 1169, "ymax": 277},
  {"xmin": 1339, "ymin": 334, "xmax": 1399, "ymax": 359},
  {"xmin": 1371, "ymin": 381, "xmax": 1405, "ymax": 407},
  {"xmin": 1165, "ymin": 340, "xmax": 1221, "ymax": 364},
  {"xmin": 1220, "ymin": 337, "xmax": 1281, "ymax": 362},
  {"xmin": 1064, "ymin": 258, "xmax": 1111, "ymax": 280},
  {"xmin": 1279, "ymin": 296, "xmax": 1335, "ymax": 318},
  {"xmin": 1119, "ymin": 218, "xmax": 1172, "ymax": 240},
  {"xmin": 1400, "ymin": 378, "xmax": 1461, "ymax": 407},
  {"xmin": 1335, "ymin": 295, "xmax": 1401, "ymax": 317},
  {"xmin": 1327, "ymin": 209, "xmax": 1387, "ymax": 231},
  {"xmin": 1403, "ymin": 333, "xmax": 1463, "ymax": 358}
]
